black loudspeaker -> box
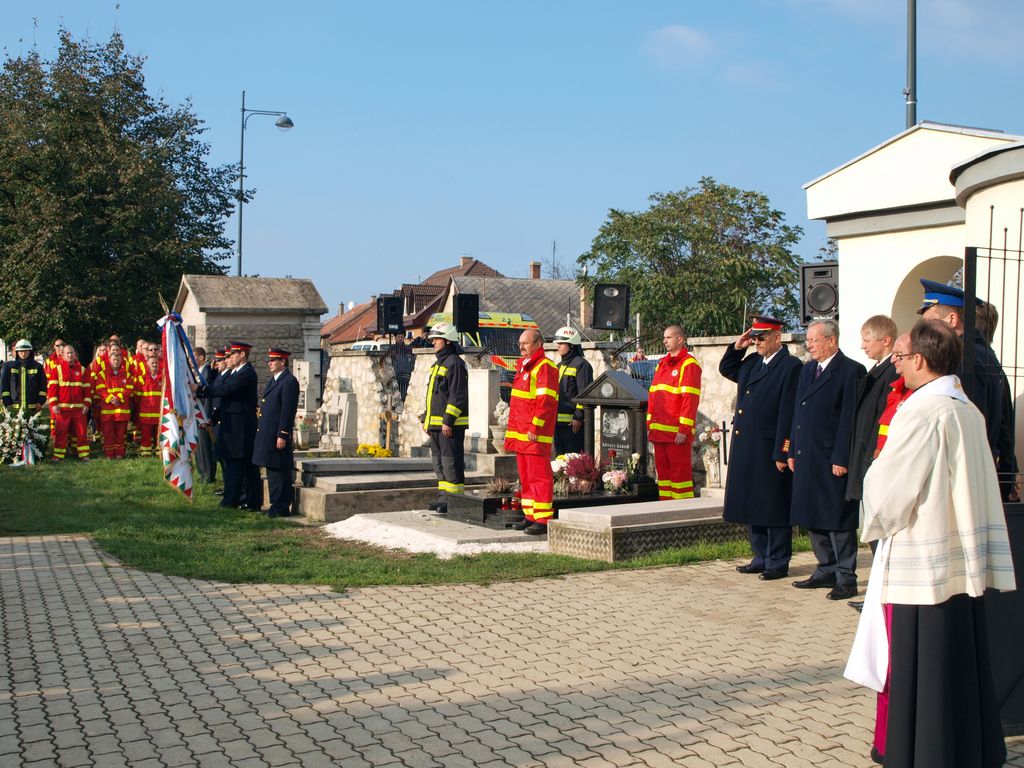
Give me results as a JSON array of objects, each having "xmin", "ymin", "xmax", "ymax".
[
  {"xmin": 800, "ymin": 261, "xmax": 839, "ymax": 325},
  {"xmin": 377, "ymin": 296, "xmax": 404, "ymax": 334},
  {"xmin": 454, "ymin": 293, "xmax": 479, "ymax": 333},
  {"xmin": 592, "ymin": 283, "xmax": 630, "ymax": 330}
]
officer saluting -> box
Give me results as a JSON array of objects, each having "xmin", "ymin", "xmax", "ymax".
[
  {"xmin": 252, "ymin": 348, "xmax": 300, "ymax": 517},
  {"xmin": 720, "ymin": 316, "xmax": 801, "ymax": 580}
]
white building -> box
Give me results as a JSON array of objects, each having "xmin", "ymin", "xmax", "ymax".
[{"xmin": 805, "ymin": 120, "xmax": 1024, "ymax": 444}]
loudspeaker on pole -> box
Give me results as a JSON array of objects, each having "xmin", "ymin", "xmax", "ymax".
[
  {"xmin": 453, "ymin": 293, "xmax": 480, "ymax": 333},
  {"xmin": 376, "ymin": 296, "xmax": 404, "ymax": 334},
  {"xmin": 591, "ymin": 283, "xmax": 631, "ymax": 330},
  {"xmin": 799, "ymin": 261, "xmax": 839, "ymax": 326}
]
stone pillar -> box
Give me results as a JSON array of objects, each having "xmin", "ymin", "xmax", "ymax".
[{"xmin": 467, "ymin": 368, "xmax": 500, "ymax": 453}]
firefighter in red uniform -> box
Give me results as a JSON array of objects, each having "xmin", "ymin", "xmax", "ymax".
[
  {"xmin": 47, "ymin": 344, "xmax": 92, "ymax": 461},
  {"xmin": 134, "ymin": 343, "xmax": 162, "ymax": 457},
  {"xmin": 505, "ymin": 329, "xmax": 559, "ymax": 535},
  {"xmin": 647, "ymin": 325, "xmax": 702, "ymax": 500},
  {"xmin": 92, "ymin": 344, "xmax": 133, "ymax": 458}
]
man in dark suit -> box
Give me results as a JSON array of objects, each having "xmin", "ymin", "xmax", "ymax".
[
  {"xmin": 919, "ymin": 279, "xmax": 1016, "ymax": 494},
  {"xmin": 845, "ymin": 315, "xmax": 899, "ymax": 507},
  {"xmin": 787, "ymin": 318, "xmax": 866, "ymax": 601},
  {"xmin": 195, "ymin": 341, "xmax": 260, "ymax": 509},
  {"xmin": 720, "ymin": 316, "xmax": 802, "ymax": 580},
  {"xmin": 252, "ymin": 348, "xmax": 300, "ymax": 518},
  {"xmin": 193, "ymin": 346, "xmax": 217, "ymax": 484}
]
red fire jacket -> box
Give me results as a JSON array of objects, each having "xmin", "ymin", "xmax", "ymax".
[
  {"xmin": 47, "ymin": 360, "xmax": 93, "ymax": 413},
  {"xmin": 504, "ymin": 348, "xmax": 559, "ymax": 455},
  {"xmin": 646, "ymin": 350, "xmax": 702, "ymax": 442},
  {"xmin": 93, "ymin": 365, "xmax": 133, "ymax": 422}
]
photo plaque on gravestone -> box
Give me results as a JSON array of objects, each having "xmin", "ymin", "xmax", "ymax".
[{"xmin": 601, "ymin": 407, "xmax": 631, "ymax": 455}]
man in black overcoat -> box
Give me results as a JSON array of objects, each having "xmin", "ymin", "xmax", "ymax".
[
  {"xmin": 720, "ymin": 316, "xmax": 802, "ymax": 580},
  {"xmin": 196, "ymin": 341, "xmax": 260, "ymax": 509},
  {"xmin": 845, "ymin": 315, "xmax": 899, "ymax": 506},
  {"xmin": 787, "ymin": 318, "xmax": 866, "ymax": 601},
  {"xmin": 919, "ymin": 278, "xmax": 1017, "ymax": 496},
  {"xmin": 193, "ymin": 347, "xmax": 217, "ymax": 484},
  {"xmin": 252, "ymin": 348, "xmax": 300, "ymax": 517}
]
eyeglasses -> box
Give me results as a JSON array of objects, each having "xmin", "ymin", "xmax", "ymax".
[{"xmin": 892, "ymin": 352, "xmax": 912, "ymax": 361}]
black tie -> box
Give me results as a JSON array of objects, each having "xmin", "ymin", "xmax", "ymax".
[{"xmin": 815, "ymin": 364, "xmax": 823, "ymax": 380}]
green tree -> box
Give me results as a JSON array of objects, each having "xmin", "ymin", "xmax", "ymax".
[
  {"xmin": 0, "ymin": 30, "xmax": 236, "ymax": 355},
  {"xmin": 578, "ymin": 177, "xmax": 803, "ymax": 345}
]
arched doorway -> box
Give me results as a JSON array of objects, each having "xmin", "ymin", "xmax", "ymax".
[{"xmin": 890, "ymin": 255, "xmax": 963, "ymax": 334}]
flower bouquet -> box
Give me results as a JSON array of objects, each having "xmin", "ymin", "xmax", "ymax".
[
  {"xmin": 0, "ymin": 408, "xmax": 49, "ymax": 466},
  {"xmin": 697, "ymin": 422, "xmax": 722, "ymax": 456},
  {"xmin": 551, "ymin": 452, "xmax": 603, "ymax": 496}
]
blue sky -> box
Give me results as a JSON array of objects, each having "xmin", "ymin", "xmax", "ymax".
[{"xmin": 3, "ymin": 1, "xmax": 1024, "ymax": 318}]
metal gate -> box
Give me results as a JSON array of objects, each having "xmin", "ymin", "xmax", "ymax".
[{"xmin": 963, "ymin": 244, "xmax": 1024, "ymax": 736}]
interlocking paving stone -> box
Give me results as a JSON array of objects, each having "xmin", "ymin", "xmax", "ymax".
[{"xmin": 2, "ymin": 534, "xmax": 1024, "ymax": 767}]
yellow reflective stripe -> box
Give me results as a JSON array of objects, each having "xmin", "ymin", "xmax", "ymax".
[
  {"xmin": 505, "ymin": 430, "xmax": 553, "ymax": 444},
  {"xmin": 556, "ymin": 414, "xmax": 573, "ymax": 423},
  {"xmin": 427, "ymin": 415, "xmax": 444, "ymax": 425},
  {"xmin": 56, "ymin": 381, "xmax": 87, "ymax": 388},
  {"xmin": 574, "ymin": 403, "xmax": 584, "ymax": 411},
  {"xmin": 682, "ymin": 386, "xmax": 701, "ymax": 396},
  {"xmin": 682, "ymin": 358, "xmax": 698, "ymax": 368},
  {"xmin": 445, "ymin": 404, "xmax": 462, "ymax": 416},
  {"xmin": 453, "ymin": 416, "xmax": 468, "ymax": 426},
  {"xmin": 56, "ymin": 403, "xmax": 89, "ymax": 409},
  {"xmin": 531, "ymin": 416, "xmax": 545, "ymax": 427},
  {"xmin": 100, "ymin": 408, "xmax": 132, "ymax": 416},
  {"xmin": 650, "ymin": 383, "xmax": 682, "ymax": 394},
  {"xmin": 138, "ymin": 411, "xmax": 160, "ymax": 418},
  {"xmin": 139, "ymin": 390, "xmax": 160, "ymax": 397},
  {"xmin": 509, "ymin": 389, "xmax": 532, "ymax": 399},
  {"xmin": 680, "ymin": 417, "xmax": 695, "ymax": 427},
  {"xmin": 534, "ymin": 387, "xmax": 557, "ymax": 398},
  {"xmin": 424, "ymin": 363, "xmax": 440, "ymax": 428},
  {"xmin": 649, "ymin": 423, "xmax": 679, "ymax": 433},
  {"xmin": 878, "ymin": 424, "xmax": 889, "ymax": 436}
]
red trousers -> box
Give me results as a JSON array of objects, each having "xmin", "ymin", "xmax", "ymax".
[
  {"xmin": 53, "ymin": 410, "xmax": 89, "ymax": 460},
  {"xmin": 138, "ymin": 423, "xmax": 157, "ymax": 457},
  {"xmin": 652, "ymin": 440, "xmax": 693, "ymax": 500},
  {"xmin": 99, "ymin": 420, "xmax": 128, "ymax": 458},
  {"xmin": 516, "ymin": 452, "xmax": 554, "ymax": 523}
]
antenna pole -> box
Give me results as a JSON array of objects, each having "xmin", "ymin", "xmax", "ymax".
[{"xmin": 905, "ymin": 0, "xmax": 917, "ymax": 129}]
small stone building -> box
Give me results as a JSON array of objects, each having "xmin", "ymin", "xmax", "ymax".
[{"xmin": 174, "ymin": 275, "xmax": 327, "ymax": 445}]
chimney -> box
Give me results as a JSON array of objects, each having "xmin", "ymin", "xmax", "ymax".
[
  {"xmin": 460, "ymin": 254, "xmax": 472, "ymax": 269},
  {"xmin": 529, "ymin": 261, "xmax": 541, "ymax": 280},
  {"xmin": 579, "ymin": 286, "xmax": 592, "ymax": 329}
]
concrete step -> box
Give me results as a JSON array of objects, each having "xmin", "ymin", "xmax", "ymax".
[
  {"xmin": 296, "ymin": 457, "xmax": 433, "ymax": 474},
  {"xmin": 314, "ymin": 471, "xmax": 491, "ymax": 492},
  {"xmin": 296, "ymin": 483, "xmax": 488, "ymax": 524},
  {"xmin": 557, "ymin": 496, "xmax": 725, "ymax": 528}
]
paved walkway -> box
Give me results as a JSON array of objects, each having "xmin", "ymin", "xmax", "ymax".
[{"xmin": 1, "ymin": 535, "xmax": 1021, "ymax": 768}]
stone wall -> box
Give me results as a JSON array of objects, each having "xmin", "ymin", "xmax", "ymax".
[{"xmin": 316, "ymin": 335, "xmax": 810, "ymax": 480}]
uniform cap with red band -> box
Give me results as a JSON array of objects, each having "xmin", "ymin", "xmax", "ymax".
[
  {"xmin": 267, "ymin": 348, "xmax": 291, "ymax": 360},
  {"xmin": 749, "ymin": 315, "xmax": 783, "ymax": 335},
  {"xmin": 228, "ymin": 341, "xmax": 252, "ymax": 353}
]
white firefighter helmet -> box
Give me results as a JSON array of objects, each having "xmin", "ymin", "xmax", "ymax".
[
  {"xmin": 552, "ymin": 326, "xmax": 582, "ymax": 345},
  {"xmin": 427, "ymin": 322, "xmax": 460, "ymax": 343},
  {"xmin": 14, "ymin": 338, "xmax": 33, "ymax": 352}
]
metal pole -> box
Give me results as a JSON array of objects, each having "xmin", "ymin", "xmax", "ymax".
[
  {"xmin": 237, "ymin": 90, "xmax": 246, "ymax": 276},
  {"xmin": 905, "ymin": 0, "xmax": 917, "ymax": 129}
]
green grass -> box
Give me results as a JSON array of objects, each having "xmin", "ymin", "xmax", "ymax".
[{"xmin": 0, "ymin": 459, "xmax": 809, "ymax": 589}]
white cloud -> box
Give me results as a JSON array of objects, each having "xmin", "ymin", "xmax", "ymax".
[{"xmin": 642, "ymin": 25, "xmax": 718, "ymax": 71}]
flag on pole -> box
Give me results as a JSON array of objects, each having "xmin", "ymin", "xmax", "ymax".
[{"xmin": 157, "ymin": 313, "xmax": 209, "ymax": 499}]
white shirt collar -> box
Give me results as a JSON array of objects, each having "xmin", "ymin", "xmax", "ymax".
[
  {"xmin": 817, "ymin": 351, "xmax": 838, "ymax": 371},
  {"xmin": 913, "ymin": 374, "xmax": 970, "ymax": 403},
  {"xmin": 761, "ymin": 348, "xmax": 781, "ymax": 366}
]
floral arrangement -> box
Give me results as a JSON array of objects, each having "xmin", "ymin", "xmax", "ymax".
[
  {"xmin": 357, "ymin": 443, "xmax": 392, "ymax": 458},
  {"xmin": 0, "ymin": 408, "xmax": 49, "ymax": 466},
  {"xmin": 602, "ymin": 451, "xmax": 641, "ymax": 493},
  {"xmin": 551, "ymin": 452, "xmax": 604, "ymax": 496},
  {"xmin": 697, "ymin": 422, "xmax": 723, "ymax": 456}
]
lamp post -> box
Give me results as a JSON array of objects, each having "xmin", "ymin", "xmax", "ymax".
[{"xmin": 237, "ymin": 90, "xmax": 294, "ymax": 276}]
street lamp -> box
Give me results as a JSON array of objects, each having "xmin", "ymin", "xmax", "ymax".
[{"xmin": 237, "ymin": 89, "xmax": 294, "ymax": 276}]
